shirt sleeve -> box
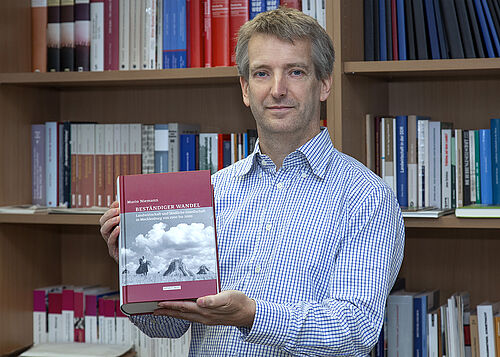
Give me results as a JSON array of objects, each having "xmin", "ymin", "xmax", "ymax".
[
  {"xmin": 238, "ymin": 184, "xmax": 405, "ymax": 356},
  {"xmin": 128, "ymin": 314, "xmax": 191, "ymax": 338}
]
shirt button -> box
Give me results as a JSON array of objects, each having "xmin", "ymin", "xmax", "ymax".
[
  {"xmin": 255, "ymin": 264, "xmax": 261, "ymax": 273},
  {"xmin": 301, "ymin": 172, "xmax": 307, "ymax": 178},
  {"xmin": 258, "ymin": 173, "xmax": 263, "ymax": 178},
  {"xmin": 276, "ymin": 182, "xmax": 284, "ymax": 189},
  {"xmin": 266, "ymin": 223, "xmax": 272, "ymax": 231}
]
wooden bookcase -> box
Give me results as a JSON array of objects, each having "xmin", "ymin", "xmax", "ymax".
[{"xmin": 0, "ymin": 0, "xmax": 500, "ymax": 353}]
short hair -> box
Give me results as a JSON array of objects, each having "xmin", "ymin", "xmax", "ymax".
[{"xmin": 235, "ymin": 7, "xmax": 335, "ymax": 81}]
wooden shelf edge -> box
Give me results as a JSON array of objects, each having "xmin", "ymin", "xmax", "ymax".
[
  {"xmin": 0, "ymin": 66, "xmax": 240, "ymax": 87},
  {"xmin": 404, "ymin": 214, "xmax": 500, "ymax": 229},
  {"xmin": 343, "ymin": 58, "xmax": 500, "ymax": 78},
  {"xmin": 0, "ymin": 213, "xmax": 100, "ymax": 225}
]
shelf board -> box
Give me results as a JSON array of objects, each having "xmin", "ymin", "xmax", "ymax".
[
  {"xmin": 343, "ymin": 58, "xmax": 500, "ymax": 79},
  {"xmin": 0, "ymin": 213, "xmax": 100, "ymax": 225},
  {"xmin": 0, "ymin": 67, "xmax": 240, "ymax": 87},
  {"xmin": 0, "ymin": 212, "xmax": 498, "ymax": 229}
]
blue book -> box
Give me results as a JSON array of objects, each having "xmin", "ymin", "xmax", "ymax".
[
  {"xmin": 243, "ymin": 133, "xmax": 248, "ymax": 158},
  {"xmin": 379, "ymin": 0, "xmax": 387, "ymax": 61},
  {"xmin": 481, "ymin": 0, "xmax": 500, "ymax": 55},
  {"xmin": 424, "ymin": 0, "xmax": 441, "ymax": 59},
  {"xmin": 154, "ymin": 124, "xmax": 169, "ymax": 173},
  {"xmin": 250, "ymin": 0, "xmax": 266, "ymax": 19},
  {"xmin": 396, "ymin": 0, "xmax": 406, "ymax": 60},
  {"xmin": 474, "ymin": 0, "xmax": 496, "ymax": 57},
  {"xmin": 480, "ymin": 129, "xmax": 493, "ymax": 205},
  {"xmin": 180, "ymin": 134, "xmax": 198, "ymax": 171},
  {"xmin": 163, "ymin": 0, "xmax": 187, "ymax": 69},
  {"xmin": 413, "ymin": 294, "xmax": 426, "ymax": 357},
  {"xmin": 491, "ymin": 119, "xmax": 500, "ymax": 204},
  {"xmin": 266, "ymin": 0, "xmax": 279, "ymax": 10},
  {"xmin": 396, "ymin": 116, "xmax": 408, "ymax": 208}
]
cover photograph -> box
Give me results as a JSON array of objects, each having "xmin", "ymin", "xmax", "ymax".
[{"xmin": 117, "ymin": 170, "xmax": 219, "ymax": 315}]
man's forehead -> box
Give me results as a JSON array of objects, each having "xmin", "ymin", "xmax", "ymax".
[{"xmin": 247, "ymin": 34, "xmax": 313, "ymax": 66}]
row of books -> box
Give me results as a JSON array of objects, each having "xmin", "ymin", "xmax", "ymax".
[
  {"xmin": 365, "ymin": 115, "xmax": 500, "ymax": 211},
  {"xmin": 32, "ymin": 285, "xmax": 190, "ymax": 356},
  {"xmin": 31, "ymin": 0, "xmax": 323, "ymax": 73},
  {"xmin": 371, "ymin": 288, "xmax": 500, "ymax": 357},
  {"xmin": 31, "ymin": 122, "xmax": 258, "ymax": 208},
  {"xmin": 364, "ymin": 0, "xmax": 500, "ymax": 61}
]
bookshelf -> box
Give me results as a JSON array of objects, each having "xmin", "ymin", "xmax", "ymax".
[{"xmin": 0, "ymin": 0, "xmax": 499, "ymax": 354}]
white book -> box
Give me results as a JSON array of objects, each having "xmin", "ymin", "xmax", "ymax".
[
  {"xmin": 104, "ymin": 124, "xmax": 114, "ymax": 207},
  {"xmin": 120, "ymin": 123, "xmax": 130, "ymax": 175},
  {"xmin": 429, "ymin": 121, "xmax": 441, "ymax": 209},
  {"xmin": 477, "ymin": 302, "xmax": 500, "ymax": 357},
  {"xmin": 141, "ymin": 124, "xmax": 154, "ymax": 174},
  {"xmin": 441, "ymin": 128, "xmax": 452, "ymax": 209},
  {"xmin": 387, "ymin": 291, "xmax": 416, "ymax": 357},
  {"xmin": 48, "ymin": 311, "xmax": 63, "ymax": 342},
  {"xmin": 45, "ymin": 122, "xmax": 59, "ymax": 207},
  {"xmin": 116, "ymin": 315, "xmax": 132, "ymax": 344},
  {"xmin": 90, "ymin": 0, "xmax": 104, "ymax": 71},
  {"xmin": 129, "ymin": 0, "xmax": 141, "ymax": 70},
  {"xmin": 113, "ymin": 124, "xmax": 121, "ymax": 201},
  {"xmin": 469, "ymin": 130, "xmax": 477, "ymax": 204},
  {"xmin": 231, "ymin": 133, "xmax": 236, "ymax": 164},
  {"xmin": 382, "ymin": 117, "xmax": 395, "ymax": 193},
  {"xmin": 156, "ymin": 0, "xmax": 163, "ymax": 69},
  {"xmin": 392, "ymin": 117, "xmax": 397, "ymax": 195},
  {"xmin": 455, "ymin": 129, "xmax": 464, "ymax": 208},
  {"xmin": 302, "ymin": 0, "xmax": 316, "ymax": 21},
  {"xmin": 141, "ymin": 0, "xmax": 156, "ymax": 69},
  {"xmin": 104, "ymin": 314, "xmax": 116, "ymax": 344},
  {"xmin": 80, "ymin": 124, "xmax": 96, "ymax": 207},
  {"xmin": 428, "ymin": 311, "xmax": 439, "ymax": 357},
  {"xmin": 129, "ymin": 123, "xmax": 142, "ymax": 174},
  {"xmin": 95, "ymin": 124, "xmax": 105, "ymax": 207},
  {"xmin": 33, "ymin": 310, "xmax": 47, "ymax": 344},
  {"xmin": 70, "ymin": 123, "xmax": 78, "ymax": 208},
  {"xmin": 417, "ymin": 118, "xmax": 430, "ymax": 208},
  {"xmin": 119, "ymin": 0, "xmax": 130, "ymax": 70},
  {"xmin": 381, "ymin": 118, "xmax": 386, "ymax": 181},
  {"xmin": 199, "ymin": 133, "xmax": 219, "ymax": 174},
  {"xmin": 315, "ymin": 0, "xmax": 326, "ymax": 28},
  {"xmin": 408, "ymin": 115, "xmax": 418, "ymax": 208},
  {"xmin": 168, "ymin": 123, "xmax": 199, "ymax": 172}
]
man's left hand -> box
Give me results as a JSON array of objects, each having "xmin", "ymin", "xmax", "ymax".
[{"xmin": 155, "ymin": 290, "xmax": 256, "ymax": 328}]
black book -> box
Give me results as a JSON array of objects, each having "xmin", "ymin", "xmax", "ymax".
[
  {"xmin": 365, "ymin": 0, "xmax": 375, "ymax": 61},
  {"xmin": 455, "ymin": 0, "xmax": 477, "ymax": 57},
  {"xmin": 374, "ymin": 0, "xmax": 380, "ymax": 60},
  {"xmin": 412, "ymin": 0, "xmax": 429, "ymax": 59},
  {"xmin": 462, "ymin": 130, "xmax": 471, "ymax": 207},
  {"xmin": 486, "ymin": 0, "xmax": 500, "ymax": 51},
  {"xmin": 439, "ymin": 0, "xmax": 465, "ymax": 58},
  {"xmin": 60, "ymin": 0, "xmax": 74, "ymax": 71},
  {"xmin": 466, "ymin": 0, "xmax": 486, "ymax": 57},
  {"xmin": 386, "ymin": 0, "xmax": 393, "ymax": 60},
  {"xmin": 433, "ymin": 0, "xmax": 450, "ymax": 58},
  {"xmin": 74, "ymin": 0, "xmax": 90, "ymax": 71},
  {"xmin": 47, "ymin": 0, "xmax": 61, "ymax": 72},
  {"xmin": 405, "ymin": 0, "xmax": 416, "ymax": 59}
]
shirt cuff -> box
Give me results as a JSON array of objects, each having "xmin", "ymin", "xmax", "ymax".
[{"xmin": 239, "ymin": 299, "xmax": 292, "ymax": 349}]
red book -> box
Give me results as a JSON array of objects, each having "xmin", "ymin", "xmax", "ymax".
[
  {"xmin": 211, "ymin": 0, "xmax": 230, "ymax": 66},
  {"xmin": 281, "ymin": 0, "xmax": 301, "ymax": 9},
  {"xmin": 391, "ymin": 0, "xmax": 398, "ymax": 60},
  {"xmin": 118, "ymin": 170, "xmax": 220, "ymax": 315},
  {"xmin": 188, "ymin": 0, "xmax": 204, "ymax": 67},
  {"xmin": 217, "ymin": 133, "xmax": 224, "ymax": 170},
  {"xmin": 61, "ymin": 288, "xmax": 75, "ymax": 342},
  {"xmin": 48, "ymin": 292, "xmax": 63, "ymax": 342},
  {"xmin": 32, "ymin": 0, "xmax": 48, "ymax": 72},
  {"xmin": 104, "ymin": 0, "xmax": 119, "ymax": 70},
  {"xmin": 229, "ymin": 0, "xmax": 248, "ymax": 66},
  {"xmin": 203, "ymin": 0, "xmax": 212, "ymax": 67},
  {"xmin": 73, "ymin": 290, "xmax": 85, "ymax": 342}
]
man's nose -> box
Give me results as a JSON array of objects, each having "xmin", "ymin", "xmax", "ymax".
[{"xmin": 271, "ymin": 74, "xmax": 287, "ymax": 98}]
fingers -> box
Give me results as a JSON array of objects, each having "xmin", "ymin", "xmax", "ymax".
[{"xmin": 99, "ymin": 209, "xmax": 120, "ymax": 239}]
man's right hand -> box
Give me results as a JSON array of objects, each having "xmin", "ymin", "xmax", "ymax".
[{"xmin": 99, "ymin": 200, "xmax": 120, "ymax": 263}]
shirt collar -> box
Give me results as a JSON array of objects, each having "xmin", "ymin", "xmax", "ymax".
[{"xmin": 234, "ymin": 127, "xmax": 334, "ymax": 179}]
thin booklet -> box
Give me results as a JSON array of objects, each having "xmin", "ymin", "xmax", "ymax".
[{"xmin": 117, "ymin": 170, "xmax": 220, "ymax": 315}]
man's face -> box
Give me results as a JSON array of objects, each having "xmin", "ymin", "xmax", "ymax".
[{"xmin": 240, "ymin": 33, "xmax": 331, "ymax": 140}]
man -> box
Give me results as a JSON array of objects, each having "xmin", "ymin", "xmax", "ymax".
[{"xmin": 100, "ymin": 7, "xmax": 405, "ymax": 356}]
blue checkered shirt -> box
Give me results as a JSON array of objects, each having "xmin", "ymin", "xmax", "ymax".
[{"xmin": 130, "ymin": 128, "xmax": 405, "ymax": 356}]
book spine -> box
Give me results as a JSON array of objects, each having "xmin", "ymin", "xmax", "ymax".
[
  {"xmin": 60, "ymin": 0, "xmax": 75, "ymax": 71},
  {"xmin": 433, "ymin": 0, "xmax": 448, "ymax": 58},
  {"xmin": 33, "ymin": 289, "xmax": 48, "ymax": 344},
  {"xmin": 249, "ymin": 0, "xmax": 265, "ymax": 19},
  {"xmin": 188, "ymin": 0, "xmax": 204, "ymax": 67},
  {"xmin": 113, "ymin": 124, "xmax": 121, "ymax": 201},
  {"xmin": 211, "ymin": 0, "xmax": 230, "ymax": 66},
  {"xmin": 129, "ymin": 0, "xmax": 141, "ymax": 70},
  {"xmin": 414, "ymin": 297, "xmax": 422, "ymax": 357},
  {"xmin": 120, "ymin": 124, "xmax": 130, "ymax": 176},
  {"xmin": 129, "ymin": 124, "xmax": 142, "ymax": 174},
  {"xmin": 104, "ymin": 0, "xmax": 119, "ymax": 70},
  {"xmin": 440, "ymin": 0, "xmax": 465, "ymax": 58},
  {"xmin": 180, "ymin": 134, "xmax": 198, "ymax": 171},
  {"xmin": 423, "ymin": 0, "xmax": 440, "ymax": 59},
  {"xmin": 477, "ymin": 305, "xmax": 494, "ymax": 357},
  {"xmin": 61, "ymin": 122, "xmax": 71, "ymax": 207},
  {"xmin": 407, "ymin": 115, "xmax": 417, "ymax": 208},
  {"xmin": 451, "ymin": 131, "xmax": 457, "ymax": 208},
  {"xmin": 455, "ymin": 0, "xmax": 477, "ymax": 58},
  {"xmin": 81, "ymin": 124, "xmax": 96, "ymax": 207},
  {"xmin": 70, "ymin": 124, "xmax": 78, "ymax": 207},
  {"xmin": 412, "ymin": 0, "xmax": 428, "ymax": 59},
  {"xmin": 47, "ymin": 0, "xmax": 61, "ymax": 71},
  {"xmin": 474, "ymin": 0, "xmax": 496, "ymax": 57},
  {"xmin": 61, "ymin": 289, "xmax": 74, "ymax": 342},
  {"xmin": 491, "ymin": 118, "xmax": 500, "ymax": 204},
  {"xmin": 203, "ymin": 0, "xmax": 212, "ymax": 67},
  {"xmin": 164, "ymin": 0, "xmax": 187, "ymax": 68},
  {"xmin": 95, "ymin": 124, "xmax": 106, "ymax": 207},
  {"xmin": 229, "ymin": 0, "xmax": 248, "ymax": 66},
  {"xmin": 104, "ymin": 299, "xmax": 116, "ymax": 344},
  {"xmin": 391, "ymin": 0, "xmax": 398, "ymax": 60},
  {"xmin": 154, "ymin": 124, "xmax": 169, "ymax": 173},
  {"xmin": 141, "ymin": 124, "xmax": 154, "ymax": 174},
  {"xmin": 396, "ymin": 116, "xmax": 408, "ymax": 207},
  {"xmin": 481, "ymin": 0, "xmax": 500, "ymax": 55},
  {"xmin": 32, "ymin": 125, "xmax": 46, "ymax": 206},
  {"xmin": 396, "ymin": 0, "xmax": 406, "ymax": 60},
  {"xmin": 266, "ymin": 0, "xmax": 279, "ymax": 10},
  {"xmin": 364, "ymin": 0, "xmax": 375, "ymax": 61},
  {"xmin": 104, "ymin": 124, "xmax": 114, "ymax": 207},
  {"xmin": 58, "ymin": 124, "xmax": 64, "ymax": 207},
  {"xmin": 90, "ymin": 0, "xmax": 104, "ymax": 71},
  {"xmin": 45, "ymin": 122, "xmax": 59, "ymax": 207},
  {"xmin": 463, "ymin": 130, "xmax": 471, "ymax": 206},
  {"xmin": 429, "ymin": 121, "xmax": 441, "ymax": 208},
  {"xmin": 119, "ymin": 0, "xmax": 130, "ymax": 69},
  {"xmin": 455, "ymin": 129, "xmax": 464, "ymax": 207},
  {"xmin": 315, "ymin": 0, "xmax": 326, "ymax": 28},
  {"xmin": 75, "ymin": 0, "xmax": 90, "ymax": 71},
  {"xmin": 84, "ymin": 295, "xmax": 98, "ymax": 343},
  {"xmin": 417, "ymin": 119, "xmax": 428, "ymax": 208},
  {"xmin": 73, "ymin": 291, "xmax": 85, "ymax": 342},
  {"xmin": 141, "ymin": 0, "xmax": 156, "ymax": 69},
  {"xmin": 281, "ymin": 0, "xmax": 300, "ymax": 9},
  {"xmin": 441, "ymin": 129, "xmax": 452, "ymax": 209},
  {"xmin": 475, "ymin": 130, "xmax": 481, "ymax": 203},
  {"xmin": 48, "ymin": 292, "xmax": 63, "ymax": 342},
  {"xmin": 156, "ymin": 0, "xmax": 163, "ymax": 69},
  {"xmin": 469, "ymin": 130, "xmax": 477, "ymax": 204},
  {"xmin": 32, "ymin": 0, "xmax": 48, "ymax": 72}
]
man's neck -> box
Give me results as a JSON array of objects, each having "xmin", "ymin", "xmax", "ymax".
[{"xmin": 258, "ymin": 128, "xmax": 321, "ymax": 170}]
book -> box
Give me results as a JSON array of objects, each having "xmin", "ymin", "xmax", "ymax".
[
  {"xmin": 424, "ymin": 0, "xmax": 441, "ymax": 59},
  {"xmin": 60, "ymin": 0, "xmax": 75, "ymax": 71},
  {"xmin": 154, "ymin": 124, "xmax": 169, "ymax": 173},
  {"xmin": 479, "ymin": 129, "xmax": 493, "ymax": 205},
  {"xmin": 434, "ymin": 0, "xmax": 449, "ymax": 58},
  {"xmin": 203, "ymin": 0, "xmax": 213, "ymax": 67},
  {"xmin": 75, "ymin": 0, "xmax": 90, "ymax": 71},
  {"xmin": 199, "ymin": 133, "xmax": 219, "ymax": 174},
  {"xmin": 404, "ymin": 0, "xmax": 415, "ymax": 59},
  {"xmin": 428, "ymin": 121, "xmax": 441, "ymax": 209},
  {"xmin": 180, "ymin": 134, "xmax": 199, "ymax": 171},
  {"xmin": 32, "ymin": 124, "xmax": 46, "ymax": 206},
  {"xmin": 396, "ymin": 0, "xmax": 406, "ymax": 60},
  {"xmin": 156, "ymin": 0, "xmax": 163, "ymax": 69},
  {"xmin": 33, "ymin": 285, "xmax": 65, "ymax": 345},
  {"xmin": 32, "ymin": 0, "xmax": 48, "ymax": 72},
  {"xmin": 95, "ymin": 124, "xmax": 105, "ymax": 207},
  {"xmin": 477, "ymin": 301, "xmax": 500, "ymax": 357},
  {"xmin": 391, "ymin": 0, "xmax": 398, "ymax": 59},
  {"xmin": 396, "ymin": 116, "xmax": 408, "ymax": 208},
  {"xmin": 413, "ymin": 0, "xmax": 428, "ymax": 59},
  {"xmin": 463, "ymin": 129, "xmax": 471, "ymax": 207},
  {"xmin": 104, "ymin": 0, "xmax": 119, "ymax": 70},
  {"xmin": 129, "ymin": 0, "xmax": 141, "ymax": 70},
  {"xmin": 141, "ymin": 124, "xmax": 154, "ymax": 174},
  {"xmin": 474, "ymin": 0, "xmax": 496, "ymax": 57},
  {"xmin": 19, "ymin": 342, "xmax": 134, "ymax": 357},
  {"xmin": 0, "ymin": 205, "xmax": 49, "ymax": 214},
  {"xmin": 84, "ymin": 288, "xmax": 117, "ymax": 343},
  {"xmin": 141, "ymin": 0, "xmax": 156, "ymax": 70},
  {"xmin": 440, "ymin": 0, "xmax": 465, "ymax": 58},
  {"xmin": 491, "ymin": 118, "xmax": 500, "ymax": 204},
  {"xmin": 168, "ymin": 123, "xmax": 200, "ymax": 172},
  {"xmin": 104, "ymin": 124, "xmax": 114, "ymax": 207},
  {"xmin": 45, "ymin": 122, "xmax": 59, "ymax": 207},
  {"xmin": 118, "ymin": 0, "xmax": 130, "ymax": 70},
  {"xmin": 441, "ymin": 124, "xmax": 453, "ymax": 209},
  {"xmin": 455, "ymin": 0, "xmax": 477, "ymax": 58},
  {"xmin": 482, "ymin": 0, "xmax": 500, "ymax": 55},
  {"xmin": 212, "ymin": 0, "xmax": 230, "ymax": 66},
  {"xmin": 466, "ymin": 0, "xmax": 486, "ymax": 58},
  {"xmin": 47, "ymin": 0, "xmax": 61, "ymax": 71},
  {"xmin": 90, "ymin": 0, "xmax": 104, "ymax": 71},
  {"xmin": 364, "ymin": 0, "xmax": 375, "ymax": 61},
  {"xmin": 407, "ymin": 115, "xmax": 418, "ymax": 208},
  {"xmin": 387, "ymin": 291, "xmax": 416, "ymax": 356},
  {"xmin": 188, "ymin": 0, "xmax": 204, "ymax": 68},
  {"xmin": 163, "ymin": 0, "xmax": 188, "ymax": 68},
  {"xmin": 455, "ymin": 204, "xmax": 500, "ymax": 217},
  {"xmin": 48, "ymin": 291, "xmax": 63, "ymax": 342},
  {"xmin": 118, "ymin": 170, "xmax": 220, "ymax": 315},
  {"xmin": 229, "ymin": 0, "xmax": 248, "ymax": 66},
  {"xmin": 249, "ymin": 0, "xmax": 265, "ymax": 19},
  {"xmin": 401, "ymin": 207, "xmax": 454, "ymax": 218},
  {"xmin": 379, "ymin": 0, "xmax": 387, "ymax": 61}
]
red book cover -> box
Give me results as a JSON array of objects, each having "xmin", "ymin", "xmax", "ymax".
[
  {"xmin": 104, "ymin": 0, "xmax": 119, "ymax": 70},
  {"xmin": 32, "ymin": 0, "xmax": 48, "ymax": 72},
  {"xmin": 281, "ymin": 0, "xmax": 301, "ymax": 9},
  {"xmin": 391, "ymin": 0, "xmax": 398, "ymax": 60},
  {"xmin": 229, "ymin": 0, "xmax": 248, "ymax": 66},
  {"xmin": 203, "ymin": 0, "xmax": 212, "ymax": 67},
  {"xmin": 118, "ymin": 170, "xmax": 220, "ymax": 315},
  {"xmin": 73, "ymin": 290, "xmax": 85, "ymax": 342},
  {"xmin": 188, "ymin": 0, "xmax": 204, "ymax": 67},
  {"xmin": 217, "ymin": 133, "xmax": 225, "ymax": 170},
  {"xmin": 211, "ymin": 0, "xmax": 229, "ymax": 66}
]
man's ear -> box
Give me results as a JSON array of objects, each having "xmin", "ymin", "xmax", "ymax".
[
  {"xmin": 240, "ymin": 76, "xmax": 250, "ymax": 107},
  {"xmin": 319, "ymin": 75, "xmax": 333, "ymax": 102}
]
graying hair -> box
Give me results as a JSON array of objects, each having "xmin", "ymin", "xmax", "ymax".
[{"xmin": 235, "ymin": 7, "xmax": 335, "ymax": 81}]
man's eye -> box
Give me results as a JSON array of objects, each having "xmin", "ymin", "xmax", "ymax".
[
  {"xmin": 254, "ymin": 71, "xmax": 267, "ymax": 77},
  {"xmin": 291, "ymin": 70, "xmax": 304, "ymax": 76}
]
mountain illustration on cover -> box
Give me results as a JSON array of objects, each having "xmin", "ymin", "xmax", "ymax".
[{"xmin": 121, "ymin": 219, "xmax": 217, "ymax": 286}]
